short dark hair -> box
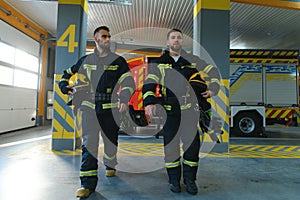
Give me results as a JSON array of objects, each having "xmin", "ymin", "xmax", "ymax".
[
  {"xmin": 94, "ymin": 26, "xmax": 110, "ymax": 36},
  {"xmin": 167, "ymin": 28, "xmax": 183, "ymax": 39}
]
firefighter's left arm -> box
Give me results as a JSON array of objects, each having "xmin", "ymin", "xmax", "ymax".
[
  {"xmin": 118, "ymin": 58, "xmax": 136, "ymax": 105},
  {"xmin": 202, "ymin": 63, "xmax": 221, "ymax": 96},
  {"xmin": 195, "ymin": 58, "xmax": 221, "ymax": 97}
]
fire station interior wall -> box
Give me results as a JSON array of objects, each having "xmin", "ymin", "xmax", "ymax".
[
  {"xmin": 0, "ymin": 20, "xmax": 39, "ymax": 133},
  {"xmin": 0, "ymin": 20, "xmax": 39, "ymax": 56},
  {"xmin": 0, "ymin": 85, "xmax": 37, "ymax": 133}
]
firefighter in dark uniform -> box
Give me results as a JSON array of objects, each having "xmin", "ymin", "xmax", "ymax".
[
  {"xmin": 142, "ymin": 28, "xmax": 220, "ymax": 195},
  {"xmin": 59, "ymin": 26, "xmax": 135, "ymax": 198}
]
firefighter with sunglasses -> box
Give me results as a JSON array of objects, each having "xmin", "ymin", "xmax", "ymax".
[{"xmin": 59, "ymin": 26, "xmax": 135, "ymax": 198}]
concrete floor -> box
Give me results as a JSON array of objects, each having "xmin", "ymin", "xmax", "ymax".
[{"xmin": 0, "ymin": 126, "xmax": 300, "ymax": 200}]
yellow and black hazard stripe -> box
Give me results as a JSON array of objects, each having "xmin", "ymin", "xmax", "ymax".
[
  {"xmin": 230, "ymin": 49, "xmax": 299, "ymax": 59},
  {"xmin": 52, "ymin": 75, "xmax": 76, "ymax": 140},
  {"xmin": 52, "ymin": 142, "xmax": 300, "ymax": 159}
]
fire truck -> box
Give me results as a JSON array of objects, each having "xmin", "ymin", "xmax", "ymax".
[{"xmin": 230, "ymin": 49, "xmax": 299, "ymax": 136}]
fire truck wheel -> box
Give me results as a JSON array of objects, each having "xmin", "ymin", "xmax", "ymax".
[{"xmin": 232, "ymin": 111, "xmax": 263, "ymax": 137}]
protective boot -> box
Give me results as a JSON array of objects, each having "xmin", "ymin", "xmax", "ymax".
[
  {"xmin": 183, "ymin": 179, "xmax": 198, "ymax": 195},
  {"xmin": 76, "ymin": 187, "xmax": 94, "ymax": 198},
  {"xmin": 183, "ymin": 163, "xmax": 198, "ymax": 195},
  {"xmin": 105, "ymin": 169, "xmax": 116, "ymax": 177},
  {"xmin": 105, "ymin": 166, "xmax": 116, "ymax": 177},
  {"xmin": 166, "ymin": 165, "xmax": 181, "ymax": 193}
]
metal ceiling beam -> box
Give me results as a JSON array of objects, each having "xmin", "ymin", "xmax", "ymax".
[
  {"xmin": 19, "ymin": 0, "xmax": 132, "ymax": 5},
  {"xmin": 89, "ymin": 0, "xmax": 132, "ymax": 5},
  {"xmin": 231, "ymin": 0, "xmax": 300, "ymax": 10}
]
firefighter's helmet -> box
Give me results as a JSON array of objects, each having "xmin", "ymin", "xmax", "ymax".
[
  {"xmin": 68, "ymin": 73, "xmax": 89, "ymax": 88},
  {"xmin": 189, "ymin": 72, "xmax": 207, "ymax": 93},
  {"xmin": 68, "ymin": 73, "xmax": 78, "ymax": 87}
]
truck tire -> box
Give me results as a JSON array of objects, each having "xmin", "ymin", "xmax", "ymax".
[{"xmin": 232, "ymin": 111, "xmax": 263, "ymax": 137}]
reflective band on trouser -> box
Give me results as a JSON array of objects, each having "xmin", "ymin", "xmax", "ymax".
[
  {"xmin": 102, "ymin": 102, "xmax": 118, "ymax": 109},
  {"xmin": 80, "ymin": 170, "xmax": 98, "ymax": 177},
  {"xmin": 104, "ymin": 153, "xmax": 116, "ymax": 161},
  {"xmin": 81, "ymin": 100, "xmax": 95, "ymax": 109},
  {"xmin": 143, "ymin": 91, "xmax": 155, "ymax": 100},
  {"xmin": 183, "ymin": 159, "xmax": 198, "ymax": 167},
  {"xmin": 165, "ymin": 161, "xmax": 181, "ymax": 168}
]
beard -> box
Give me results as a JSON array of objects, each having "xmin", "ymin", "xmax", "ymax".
[
  {"xmin": 98, "ymin": 41, "xmax": 111, "ymax": 50},
  {"xmin": 169, "ymin": 44, "xmax": 181, "ymax": 53}
]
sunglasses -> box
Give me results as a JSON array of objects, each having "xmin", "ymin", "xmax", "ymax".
[{"xmin": 100, "ymin": 34, "xmax": 111, "ymax": 39}]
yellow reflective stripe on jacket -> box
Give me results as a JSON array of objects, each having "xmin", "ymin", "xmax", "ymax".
[
  {"xmin": 104, "ymin": 153, "xmax": 116, "ymax": 161},
  {"xmin": 143, "ymin": 91, "xmax": 155, "ymax": 100},
  {"xmin": 157, "ymin": 63, "xmax": 172, "ymax": 69},
  {"xmin": 180, "ymin": 103, "xmax": 191, "ymax": 110},
  {"xmin": 163, "ymin": 103, "xmax": 191, "ymax": 111},
  {"xmin": 104, "ymin": 65, "xmax": 119, "ymax": 70},
  {"xmin": 147, "ymin": 74, "xmax": 160, "ymax": 83},
  {"xmin": 81, "ymin": 100, "xmax": 95, "ymax": 109},
  {"xmin": 118, "ymin": 71, "xmax": 131, "ymax": 83},
  {"xmin": 181, "ymin": 65, "xmax": 196, "ymax": 69},
  {"xmin": 210, "ymin": 78, "xmax": 220, "ymax": 85},
  {"xmin": 183, "ymin": 159, "xmax": 198, "ymax": 167},
  {"xmin": 203, "ymin": 64, "xmax": 214, "ymax": 74},
  {"xmin": 157, "ymin": 64, "xmax": 170, "ymax": 96},
  {"xmin": 163, "ymin": 105, "xmax": 172, "ymax": 111},
  {"xmin": 83, "ymin": 64, "xmax": 97, "ymax": 93},
  {"xmin": 66, "ymin": 68, "xmax": 73, "ymax": 75},
  {"xmin": 165, "ymin": 161, "xmax": 181, "ymax": 168},
  {"xmin": 102, "ymin": 102, "xmax": 118, "ymax": 109},
  {"xmin": 83, "ymin": 64, "xmax": 97, "ymax": 70},
  {"xmin": 80, "ymin": 170, "xmax": 98, "ymax": 177},
  {"xmin": 121, "ymin": 86, "xmax": 134, "ymax": 95}
]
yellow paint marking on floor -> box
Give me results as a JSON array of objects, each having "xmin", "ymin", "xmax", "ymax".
[
  {"xmin": 49, "ymin": 143, "xmax": 300, "ymax": 159},
  {"xmin": 285, "ymin": 146, "xmax": 299, "ymax": 152}
]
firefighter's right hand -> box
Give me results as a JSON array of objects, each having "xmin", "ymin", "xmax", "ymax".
[
  {"xmin": 145, "ymin": 104, "xmax": 156, "ymax": 119},
  {"xmin": 66, "ymin": 85, "xmax": 75, "ymax": 95}
]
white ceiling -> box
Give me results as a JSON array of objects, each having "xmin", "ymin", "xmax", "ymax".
[{"xmin": 4, "ymin": 0, "xmax": 300, "ymax": 49}]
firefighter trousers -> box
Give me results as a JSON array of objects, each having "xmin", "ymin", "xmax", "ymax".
[
  {"xmin": 79, "ymin": 106, "xmax": 120, "ymax": 190},
  {"xmin": 79, "ymin": 106, "xmax": 101, "ymax": 190},
  {"xmin": 163, "ymin": 107, "xmax": 200, "ymax": 183},
  {"xmin": 96, "ymin": 109, "xmax": 120, "ymax": 169}
]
